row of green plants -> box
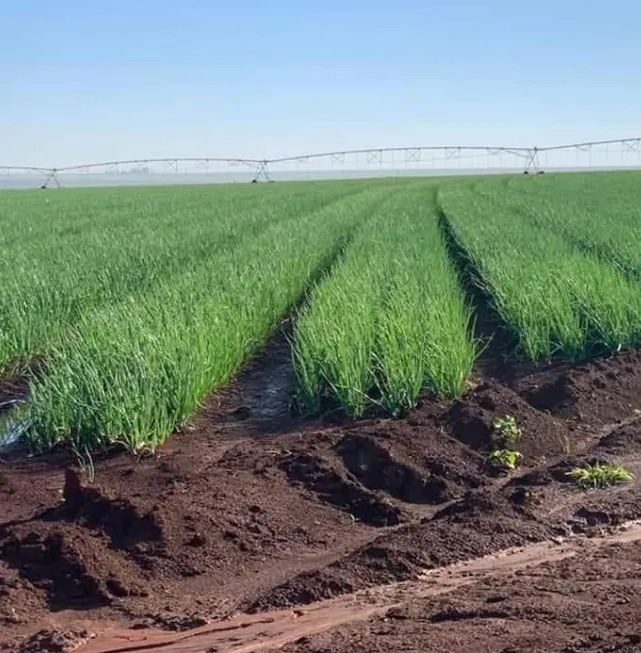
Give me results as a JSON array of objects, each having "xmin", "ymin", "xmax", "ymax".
[
  {"xmin": 0, "ymin": 182, "xmax": 363, "ymax": 372},
  {"xmin": 16, "ymin": 183, "xmax": 401, "ymax": 452},
  {"xmin": 502, "ymin": 172, "xmax": 641, "ymax": 279},
  {"xmin": 438, "ymin": 177, "xmax": 641, "ymax": 361},
  {"xmin": 293, "ymin": 184, "xmax": 477, "ymax": 417}
]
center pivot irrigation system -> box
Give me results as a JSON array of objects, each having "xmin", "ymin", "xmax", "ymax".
[{"xmin": 2, "ymin": 138, "xmax": 641, "ymax": 188}]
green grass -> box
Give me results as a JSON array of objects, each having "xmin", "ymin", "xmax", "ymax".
[
  {"xmin": 3, "ymin": 171, "xmax": 641, "ymax": 454},
  {"xmin": 0, "ymin": 182, "xmax": 369, "ymax": 374},
  {"xmin": 438, "ymin": 174, "xmax": 641, "ymax": 361},
  {"xmin": 292, "ymin": 183, "xmax": 477, "ymax": 417},
  {"xmin": 15, "ymin": 182, "xmax": 408, "ymax": 451},
  {"xmin": 567, "ymin": 462, "xmax": 634, "ymax": 490}
]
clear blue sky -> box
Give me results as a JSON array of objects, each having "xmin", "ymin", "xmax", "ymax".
[{"xmin": 2, "ymin": 0, "xmax": 641, "ymax": 167}]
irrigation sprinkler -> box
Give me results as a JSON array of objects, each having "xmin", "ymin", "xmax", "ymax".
[
  {"xmin": 2, "ymin": 138, "xmax": 641, "ymax": 188},
  {"xmin": 523, "ymin": 147, "xmax": 541, "ymax": 174},
  {"xmin": 252, "ymin": 160, "xmax": 272, "ymax": 182},
  {"xmin": 41, "ymin": 168, "xmax": 61, "ymax": 189}
]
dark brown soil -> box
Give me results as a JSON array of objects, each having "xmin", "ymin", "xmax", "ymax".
[
  {"xmin": 3, "ymin": 347, "xmax": 641, "ymax": 652},
  {"xmin": 0, "ymin": 373, "xmax": 29, "ymax": 418},
  {"xmin": 277, "ymin": 530, "xmax": 641, "ymax": 653},
  {"xmin": 515, "ymin": 348, "xmax": 641, "ymax": 425}
]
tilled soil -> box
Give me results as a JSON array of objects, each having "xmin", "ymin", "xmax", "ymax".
[{"xmin": 3, "ymin": 347, "xmax": 641, "ymax": 652}]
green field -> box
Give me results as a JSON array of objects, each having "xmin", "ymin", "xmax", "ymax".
[{"xmin": 2, "ymin": 172, "xmax": 641, "ymax": 452}]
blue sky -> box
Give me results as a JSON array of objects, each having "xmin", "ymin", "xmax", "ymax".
[{"xmin": 2, "ymin": 0, "xmax": 641, "ymax": 167}]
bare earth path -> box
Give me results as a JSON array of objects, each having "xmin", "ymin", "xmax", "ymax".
[{"xmin": 66, "ymin": 521, "xmax": 641, "ymax": 653}]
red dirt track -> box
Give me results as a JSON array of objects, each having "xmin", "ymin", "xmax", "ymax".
[{"xmin": 4, "ymin": 347, "xmax": 641, "ymax": 652}]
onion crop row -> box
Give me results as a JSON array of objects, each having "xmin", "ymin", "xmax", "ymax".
[
  {"xmin": 0, "ymin": 183, "xmax": 361, "ymax": 372},
  {"xmin": 438, "ymin": 179, "xmax": 641, "ymax": 361},
  {"xmin": 17, "ymin": 184, "xmax": 399, "ymax": 452},
  {"xmin": 293, "ymin": 184, "xmax": 477, "ymax": 417},
  {"xmin": 499, "ymin": 172, "xmax": 641, "ymax": 279}
]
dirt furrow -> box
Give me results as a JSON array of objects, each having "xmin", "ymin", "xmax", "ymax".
[{"xmin": 68, "ymin": 520, "xmax": 641, "ymax": 653}]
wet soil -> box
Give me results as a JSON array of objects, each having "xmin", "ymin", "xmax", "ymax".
[
  {"xmin": 3, "ymin": 347, "xmax": 641, "ymax": 651},
  {"xmin": 201, "ymin": 326, "xmax": 298, "ymax": 436},
  {"xmin": 0, "ymin": 373, "xmax": 29, "ymax": 417}
]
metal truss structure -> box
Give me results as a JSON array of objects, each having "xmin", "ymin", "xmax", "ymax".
[{"xmin": 1, "ymin": 138, "xmax": 640, "ymax": 188}]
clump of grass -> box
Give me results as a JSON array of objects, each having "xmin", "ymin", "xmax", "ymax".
[{"xmin": 566, "ymin": 462, "xmax": 634, "ymax": 489}]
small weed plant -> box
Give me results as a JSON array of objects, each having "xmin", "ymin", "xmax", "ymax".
[
  {"xmin": 492, "ymin": 415, "xmax": 522, "ymax": 444},
  {"xmin": 567, "ymin": 462, "xmax": 634, "ymax": 490},
  {"xmin": 559, "ymin": 434, "xmax": 573, "ymax": 457},
  {"xmin": 488, "ymin": 448, "xmax": 523, "ymax": 471},
  {"xmin": 487, "ymin": 415, "xmax": 523, "ymax": 472}
]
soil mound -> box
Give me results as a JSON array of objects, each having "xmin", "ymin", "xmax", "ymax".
[
  {"xmin": 246, "ymin": 544, "xmax": 420, "ymax": 614},
  {"xmin": 281, "ymin": 451, "xmax": 403, "ymax": 526},
  {"xmin": 362, "ymin": 491, "xmax": 555, "ymax": 571},
  {"xmin": 336, "ymin": 433, "xmax": 469, "ymax": 504},
  {"xmin": 249, "ymin": 489, "xmax": 558, "ymax": 613},
  {"xmin": 279, "ymin": 412, "xmax": 489, "ymax": 527},
  {"xmin": 6, "ymin": 628, "xmax": 93, "ymax": 653},
  {"xmin": 518, "ymin": 348, "xmax": 641, "ymax": 425},
  {"xmin": 1, "ymin": 524, "xmax": 146, "ymax": 607},
  {"xmin": 245, "ymin": 568, "xmax": 356, "ymax": 613},
  {"xmin": 48, "ymin": 470, "xmax": 164, "ymax": 551},
  {"xmin": 0, "ymin": 472, "xmax": 161, "ymax": 609},
  {"xmin": 599, "ymin": 422, "xmax": 641, "ymax": 453},
  {"xmin": 444, "ymin": 381, "xmax": 571, "ymax": 460}
]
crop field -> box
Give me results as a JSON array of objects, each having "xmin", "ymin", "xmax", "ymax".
[
  {"xmin": 6, "ymin": 171, "xmax": 641, "ymax": 652},
  {"xmin": 2, "ymin": 172, "xmax": 641, "ymax": 453}
]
